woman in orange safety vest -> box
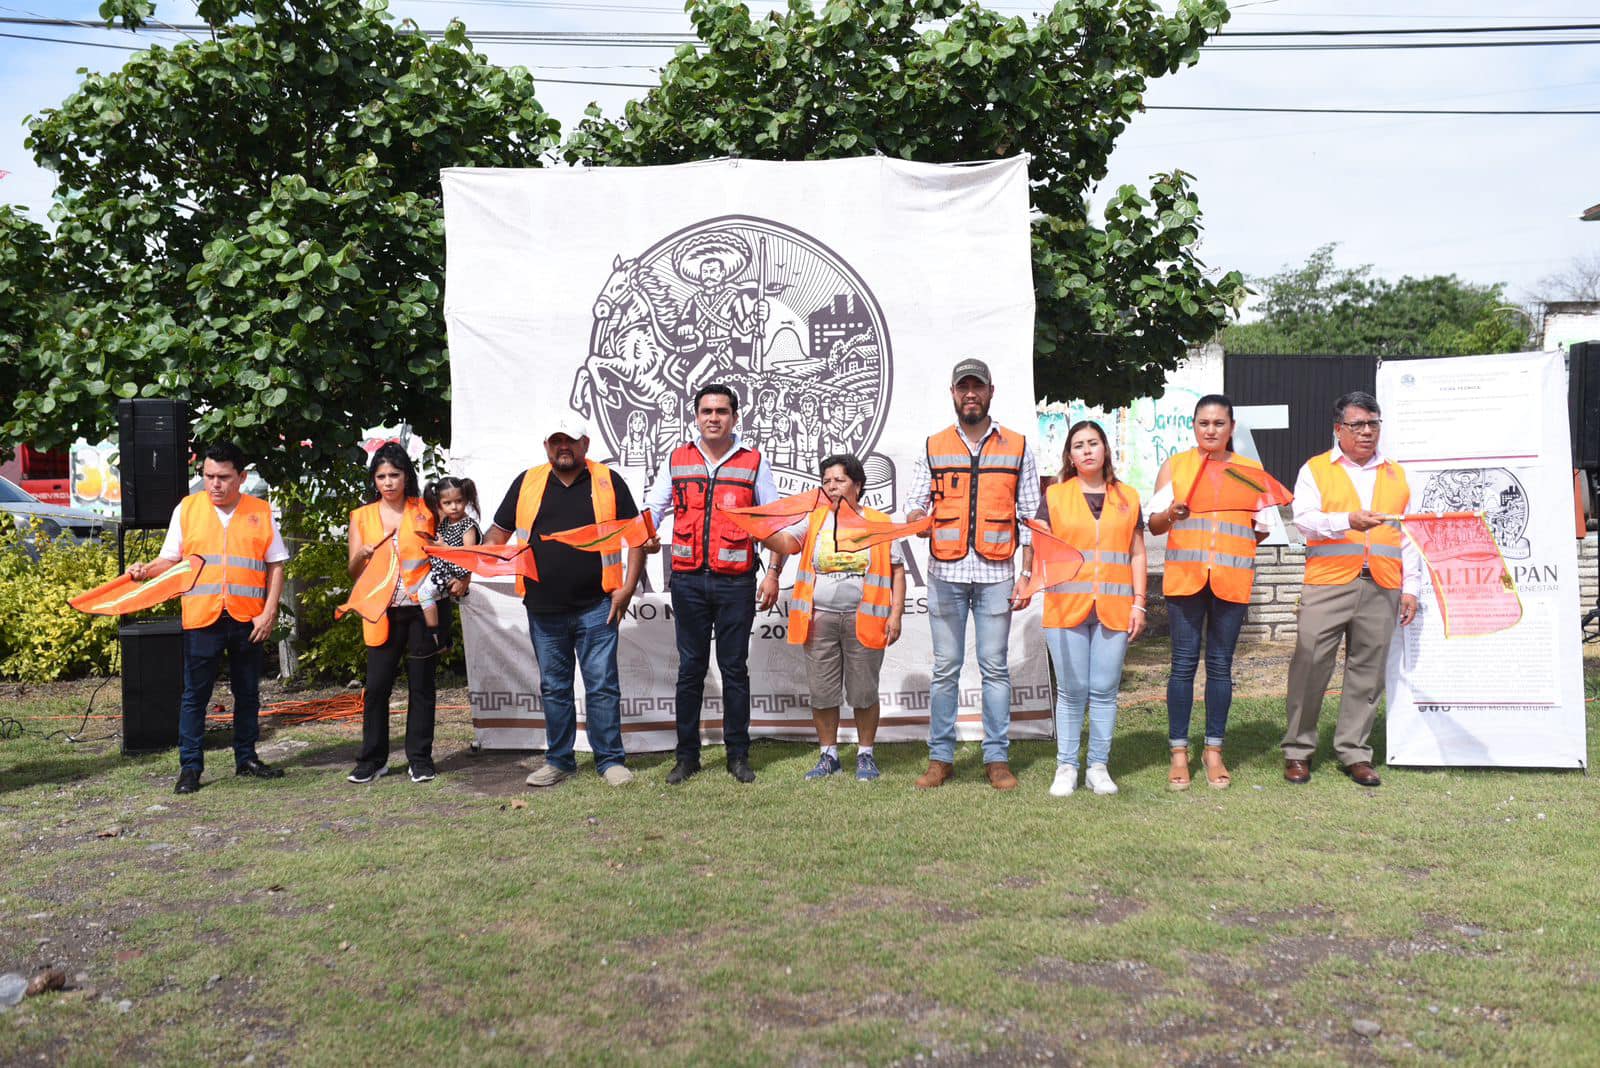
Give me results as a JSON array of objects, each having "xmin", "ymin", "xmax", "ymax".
[
  {"xmin": 345, "ymin": 442, "xmax": 440, "ymax": 786},
  {"xmin": 767, "ymin": 454, "xmax": 907, "ymax": 783},
  {"xmin": 1147, "ymin": 395, "xmax": 1271, "ymax": 792},
  {"xmin": 1038, "ymin": 421, "xmax": 1147, "ymax": 798}
]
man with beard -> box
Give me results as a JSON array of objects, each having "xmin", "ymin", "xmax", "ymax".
[
  {"xmin": 905, "ymin": 359, "xmax": 1040, "ymax": 791},
  {"xmin": 484, "ymin": 417, "xmax": 649, "ymax": 787}
]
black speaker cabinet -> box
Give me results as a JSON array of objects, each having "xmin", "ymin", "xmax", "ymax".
[
  {"xmin": 117, "ymin": 399, "xmax": 190, "ymax": 529},
  {"xmin": 120, "ymin": 618, "xmax": 184, "ymax": 755},
  {"xmin": 1570, "ymin": 342, "xmax": 1600, "ymax": 471}
]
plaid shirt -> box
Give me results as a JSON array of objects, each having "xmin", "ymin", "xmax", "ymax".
[{"xmin": 906, "ymin": 422, "xmax": 1040, "ymax": 585}]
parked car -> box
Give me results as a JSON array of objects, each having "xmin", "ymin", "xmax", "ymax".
[{"xmin": 0, "ymin": 475, "xmax": 119, "ymax": 545}]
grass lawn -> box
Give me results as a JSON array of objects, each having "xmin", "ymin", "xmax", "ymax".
[{"xmin": 2, "ymin": 639, "xmax": 1598, "ymax": 1065}]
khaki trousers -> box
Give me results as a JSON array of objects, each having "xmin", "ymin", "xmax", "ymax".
[{"xmin": 1282, "ymin": 575, "xmax": 1399, "ymax": 765}]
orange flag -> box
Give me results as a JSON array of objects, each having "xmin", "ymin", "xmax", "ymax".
[
  {"xmin": 335, "ymin": 532, "xmax": 398, "ymax": 624},
  {"xmin": 541, "ymin": 511, "xmax": 655, "ymax": 553},
  {"xmin": 832, "ymin": 498, "xmax": 932, "ymax": 552},
  {"xmin": 1184, "ymin": 459, "xmax": 1293, "ymax": 515},
  {"xmin": 70, "ymin": 554, "xmax": 206, "ymax": 616},
  {"xmin": 1399, "ymin": 512, "xmax": 1522, "ymax": 637},
  {"xmin": 423, "ymin": 543, "xmax": 540, "ymax": 582},
  {"xmin": 723, "ymin": 488, "xmax": 824, "ymax": 542},
  {"xmin": 1017, "ymin": 519, "xmax": 1085, "ymax": 601}
]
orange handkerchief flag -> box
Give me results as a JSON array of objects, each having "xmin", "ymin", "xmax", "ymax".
[
  {"xmin": 335, "ymin": 532, "xmax": 398, "ymax": 624},
  {"xmin": 423, "ymin": 543, "xmax": 540, "ymax": 582},
  {"xmin": 70, "ymin": 554, "xmax": 205, "ymax": 616},
  {"xmin": 724, "ymin": 488, "xmax": 824, "ymax": 541},
  {"xmin": 1017, "ymin": 519, "xmax": 1086, "ymax": 601},
  {"xmin": 1184, "ymin": 458, "xmax": 1293, "ymax": 514},
  {"xmin": 1400, "ymin": 512, "xmax": 1522, "ymax": 637},
  {"xmin": 542, "ymin": 511, "xmax": 655, "ymax": 553},
  {"xmin": 832, "ymin": 499, "xmax": 932, "ymax": 552}
]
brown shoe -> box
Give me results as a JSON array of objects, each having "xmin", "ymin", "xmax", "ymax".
[
  {"xmin": 1168, "ymin": 746, "xmax": 1191, "ymax": 792},
  {"xmin": 1341, "ymin": 761, "xmax": 1382, "ymax": 787},
  {"xmin": 1202, "ymin": 745, "xmax": 1231, "ymax": 790},
  {"xmin": 915, "ymin": 760, "xmax": 954, "ymax": 789},
  {"xmin": 984, "ymin": 762, "xmax": 1018, "ymax": 791},
  {"xmin": 1283, "ymin": 759, "xmax": 1311, "ymax": 785}
]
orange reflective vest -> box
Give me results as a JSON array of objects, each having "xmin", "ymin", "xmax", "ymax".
[
  {"xmin": 1303, "ymin": 451, "xmax": 1410, "ymax": 589},
  {"xmin": 178, "ymin": 493, "xmax": 274, "ymax": 630},
  {"xmin": 514, "ymin": 460, "xmax": 621, "ymax": 596},
  {"xmin": 787, "ymin": 504, "xmax": 896, "ymax": 651},
  {"xmin": 668, "ymin": 442, "xmax": 762, "ymax": 575},
  {"xmin": 926, "ymin": 424, "xmax": 1025, "ymax": 562},
  {"xmin": 351, "ymin": 497, "xmax": 436, "ymax": 647},
  {"xmin": 1163, "ymin": 448, "xmax": 1262, "ymax": 604},
  {"xmin": 1042, "ymin": 479, "xmax": 1141, "ymax": 632}
]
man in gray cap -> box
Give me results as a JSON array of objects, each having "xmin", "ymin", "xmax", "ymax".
[
  {"xmin": 484, "ymin": 416, "xmax": 649, "ymax": 787},
  {"xmin": 905, "ymin": 358, "xmax": 1040, "ymax": 790}
]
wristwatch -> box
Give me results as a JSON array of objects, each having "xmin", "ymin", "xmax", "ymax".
[{"xmin": 1019, "ymin": 569, "xmax": 1033, "ymax": 578}]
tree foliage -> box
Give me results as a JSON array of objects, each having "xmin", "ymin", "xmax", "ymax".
[
  {"xmin": 1534, "ymin": 251, "xmax": 1600, "ymax": 304},
  {"xmin": 1221, "ymin": 244, "xmax": 1531, "ymax": 357},
  {"xmin": 4, "ymin": 0, "xmax": 559, "ymax": 482},
  {"xmin": 565, "ymin": 0, "xmax": 1247, "ymax": 407},
  {"xmin": 0, "ymin": 207, "xmax": 51, "ymax": 384}
]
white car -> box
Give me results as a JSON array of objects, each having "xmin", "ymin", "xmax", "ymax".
[{"xmin": 0, "ymin": 475, "xmax": 119, "ymax": 546}]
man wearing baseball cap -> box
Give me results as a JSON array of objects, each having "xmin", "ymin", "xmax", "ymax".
[
  {"xmin": 905, "ymin": 358, "xmax": 1040, "ymax": 790},
  {"xmin": 483, "ymin": 416, "xmax": 648, "ymax": 787}
]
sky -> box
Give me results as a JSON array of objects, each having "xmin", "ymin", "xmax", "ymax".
[{"xmin": 1, "ymin": 0, "xmax": 1597, "ymax": 305}]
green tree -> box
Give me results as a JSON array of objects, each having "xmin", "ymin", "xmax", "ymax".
[
  {"xmin": 563, "ymin": 0, "xmax": 1246, "ymax": 408},
  {"xmin": 0, "ymin": 207, "xmax": 52, "ymax": 419},
  {"xmin": 1222, "ymin": 244, "xmax": 1531, "ymax": 356},
  {"xmin": 4, "ymin": 0, "xmax": 560, "ymax": 482}
]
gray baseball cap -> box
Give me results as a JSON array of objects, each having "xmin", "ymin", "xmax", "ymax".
[{"xmin": 950, "ymin": 358, "xmax": 992, "ymax": 387}]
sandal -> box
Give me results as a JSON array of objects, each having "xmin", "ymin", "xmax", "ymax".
[
  {"xmin": 1168, "ymin": 746, "xmax": 1191, "ymax": 792},
  {"xmin": 1202, "ymin": 745, "xmax": 1232, "ymax": 790}
]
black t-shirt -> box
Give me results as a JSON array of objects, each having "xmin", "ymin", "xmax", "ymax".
[
  {"xmin": 492, "ymin": 467, "xmax": 640, "ymax": 614},
  {"xmin": 1035, "ymin": 488, "xmax": 1145, "ymax": 530}
]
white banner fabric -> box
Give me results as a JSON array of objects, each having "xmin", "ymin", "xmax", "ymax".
[
  {"xmin": 1380, "ymin": 350, "xmax": 1588, "ymax": 768},
  {"xmin": 441, "ymin": 157, "xmax": 1051, "ymax": 752}
]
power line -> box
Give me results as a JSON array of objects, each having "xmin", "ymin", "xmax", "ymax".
[{"xmin": 1149, "ymin": 104, "xmax": 1600, "ymax": 116}]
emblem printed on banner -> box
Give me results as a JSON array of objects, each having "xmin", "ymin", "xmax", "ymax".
[
  {"xmin": 1418, "ymin": 468, "xmax": 1531, "ymax": 559},
  {"xmin": 569, "ymin": 214, "xmax": 897, "ymax": 510}
]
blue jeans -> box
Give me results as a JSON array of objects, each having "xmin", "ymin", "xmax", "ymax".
[
  {"xmin": 669, "ymin": 569, "xmax": 757, "ymax": 761},
  {"xmin": 1045, "ymin": 611, "xmax": 1129, "ymax": 768},
  {"xmin": 528, "ymin": 599, "xmax": 626, "ymax": 774},
  {"xmin": 927, "ymin": 577, "xmax": 1014, "ymax": 764},
  {"xmin": 179, "ymin": 615, "xmax": 263, "ymax": 772},
  {"xmin": 1166, "ymin": 589, "xmax": 1248, "ymax": 748}
]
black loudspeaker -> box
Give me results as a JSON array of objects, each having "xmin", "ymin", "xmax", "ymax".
[
  {"xmin": 117, "ymin": 399, "xmax": 190, "ymax": 529},
  {"xmin": 1570, "ymin": 342, "xmax": 1600, "ymax": 471},
  {"xmin": 120, "ymin": 618, "xmax": 185, "ymax": 755}
]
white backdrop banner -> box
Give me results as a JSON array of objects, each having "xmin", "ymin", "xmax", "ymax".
[
  {"xmin": 441, "ymin": 156, "xmax": 1051, "ymax": 752},
  {"xmin": 1380, "ymin": 350, "xmax": 1588, "ymax": 768}
]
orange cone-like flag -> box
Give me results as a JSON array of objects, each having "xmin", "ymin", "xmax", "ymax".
[
  {"xmin": 70, "ymin": 554, "xmax": 206, "ymax": 616},
  {"xmin": 423, "ymin": 543, "xmax": 540, "ymax": 582},
  {"xmin": 1399, "ymin": 512, "xmax": 1522, "ymax": 637},
  {"xmin": 542, "ymin": 511, "xmax": 655, "ymax": 553},
  {"xmin": 832, "ymin": 498, "xmax": 932, "ymax": 552},
  {"xmin": 1184, "ymin": 458, "xmax": 1293, "ymax": 515},
  {"xmin": 335, "ymin": 532, "xmax": 399, "ymax": 624},
  {"xmin": 724, "ymin": 488, "xmax": 824, "ymax": 541},
  {"xmin": 1017, "ymin": 519, "xmax": 1086, "ymax": 601}
]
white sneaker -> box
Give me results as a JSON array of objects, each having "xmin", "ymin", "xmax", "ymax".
[
  {"xmin": 1085, "ymin": 764, "xmax": 1119, "ymax": 795},
  {"xmin": 601, "ymin": 764, "xmax": 635, "ymax": 786},
  {"xmin": 1049, "ymin": 764, "xmax": 1079, "ymax": 797},
  {"xmin": 525, "ymin": 763, "xmax": 572, "ymax": 787}
]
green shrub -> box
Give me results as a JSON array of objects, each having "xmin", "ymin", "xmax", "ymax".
[{"xmin": 0, "ymin": 519, "xmax": 122, "ymax": 681}]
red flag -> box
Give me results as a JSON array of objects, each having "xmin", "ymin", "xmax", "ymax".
[
  {"xmin": 1400, "ymin": 512, "xmax": 1522, "ymax": 637},
  {"xmin": 423, "ymin": 543, "xmax": 540, "ymax": 582},
  {"xmin": 1184, "ymin": 459, "xmax": 1293, "ymax": 515},
  {"xmin": 1017, "ymin": 519, "xmax": 1085, "ymax": 601},
  {"xmin": 723, "ymin": 488, "xmax": 824, "ymax": 541},
  {"xmin": 70, "ymin": 554, "xmax": 205, "ymax": 616},
  {"xmin": 832, "ymin": 499, "xmax": 932, "ymax": 552},
  {"xmin": 542, "ymin": 511, "xmax": 655, "ymax": 553},
  {"xmin": 335, "ymin": 532, "xmax": 398, "ymax": 624}
]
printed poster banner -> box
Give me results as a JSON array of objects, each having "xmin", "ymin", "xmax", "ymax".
[
  {"xmin": 442, "ymin": 156, "xmax": 1050, "ymax": 751},
  {"xmin": 1380, "ymin": 350, "xmax": 1587, "ymax": 768}
]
